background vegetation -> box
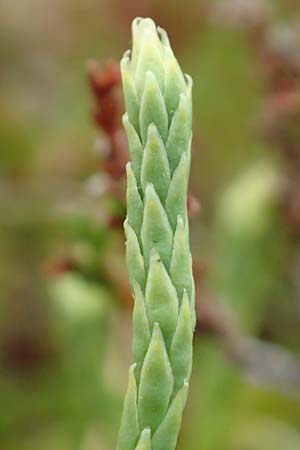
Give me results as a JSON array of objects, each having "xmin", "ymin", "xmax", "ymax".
[{"xmin": 1, "ymin": 1, "xmax": 300, "ymax": 449}]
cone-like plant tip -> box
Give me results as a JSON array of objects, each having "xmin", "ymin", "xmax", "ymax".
[
  {"xmin": 117, "ymin": 17, "xmax": 195, "ymax": 450},
  {"xmin": 131, "ymin": 18, "xmax": 164, "ymax": 71}
]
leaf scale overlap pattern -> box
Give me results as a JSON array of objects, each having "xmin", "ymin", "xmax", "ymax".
[{"xmin": 116, "ymin": 17, "xmax": 195, "ymax": 450}]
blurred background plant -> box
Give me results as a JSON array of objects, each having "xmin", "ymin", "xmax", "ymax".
[{"xmin": 1, "ymin": 1, "xmax": 300, "ymax": 449}]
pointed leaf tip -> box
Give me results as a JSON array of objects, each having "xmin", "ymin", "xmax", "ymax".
[
  {"xmin": 166, "ymin": 94, "xmax": 191, "ymax": 173},
  {"xmin": 141, "ymin": 184, "xmax": 173, "ymax": 271},
  {"xmin": 145, "ymin": 249, "xmax": 178, "ymax": 347},
  {"xmin": 121, "ymin": 62, "xmax": 140, "ymax": 134},
  {"xmin": 123, "ymin": 114, "xmax": 143, "ymax": 184},
  {"xmin": 116, "ymin": 364, "xmax": 139, "ymax": 450},
  {"xmin": 139, "ymin": 71, "xmax": 168, "ymax": 145},
  {"xmin": 125, "ymin": 220, "xmax": 146, "ymax": 291},
  {"xmin": 138, "ymin": 323, "xmax": 173, "ymax": 433},
  {"xmin": 166, "ymin": 153, "xmax": 188, "ymax": 230},
  {"xmin": 170, "ymin": 291, "xmax": 193, "ymax": 398},
  {"xmin": 141, "ymin": 123, "xmax": 170, "ymax": 203},
  {"xmin": 152, "ymin": 381, "xmax": 189, "ymax": 450},
  {"xmin": 126, "ymin": 162, "xmax": 144, "ymax": 237},
  {"xmin": 132, "ymin": 282, "xmax": 150, "ymax": 376},
  {"xmin": 134, "ymin": 428, "xmax": 152, "ymax": 450},
  {"xmin": 169, "ymin": 213, "xmax": 194, "ymax": 302}
]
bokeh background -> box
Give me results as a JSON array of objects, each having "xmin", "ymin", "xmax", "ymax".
[{"xmin": 1, "ymin": 0, "xmax": 300, "ymax": 449}]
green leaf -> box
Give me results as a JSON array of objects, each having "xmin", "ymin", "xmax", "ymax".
[
  {"xmin": 124, "ymin": 220, "xmax": 146, "ymax": 291},
  {"xmin": 135, "ymin": 34, "xmax": 164, "ymax": 97},
  {"xmin": 145, "ymin": 249, "xmax": 178, "ymax": 347},
  {"xmin": 156, "ymin": 25, "xmax": 170, "ymax": 47},
  {"xmin": 165, "ymin": 153, "xmax": 188, "ymax": 231},
  {"xmin": 132, "ymin": 282, "xmax": 150, "ymax": 378},
  {"xmin": 139, "ymin": 71, "xmax": 168, "ymax": 145},
  {"xmin": 163, "ymin": 47, "xmax": 187, "ymax": 123},
  {"xmin": 166, "ymin": 93, "xmax": 190, "ymax": 174},
  {"xmin": 123, "ymin": 113, "xmax": 143, "ymax": 186},
  {"xmin": 131, "ymin": 18, "xmax": 163, "ymax": 85},
  {"xmin": 141, "ymin": 124, "xmax": 171, "ymax": 203},
  {"xmin": 116, "ymin": 364, "xmax": 139, "ymax": 450},
  {"xmin": 141, "ymin": 184, "xmax": 173, "ymax": 271},
  {"xmin": 126, "ymin": 162, "xmax": 144, "ymax": 238},
  {"xmin": 151, "ymin": 381, "xmax": 189, "ymax": 450},
  {"xmin": 131, "ymin": 17, "xmax": 145, "ymax": 71},
  {"xmin": 138, "ymin": 323, "xmax": 174, "ymax": 434},
  {"xmin": 121, "ymin": 55, "xmax": 140, "ymax": 134},
  {"xmin": 134, "ymin": 428, "xmax": 152, "ymax": 450},
  {"xmin": 169, "ymin": 215, "xmax": 194, "ymax": 302},
  {"xmin": 170, "ymin": 291, "xmax": 193, "ymax": 398}
]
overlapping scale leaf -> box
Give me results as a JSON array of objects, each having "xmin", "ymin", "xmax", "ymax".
[
  {"xmin": 145, "ymin": 249, "xmax": 178, "ymax": 347},
  {"xmin": 121, "ymin": 55, "xmax": 140, "ymax": 134},
  {"xmin": 130, "ymin": 18, "xmax": 144, "ymax": 71},
  {"xmin": 123, "ymin": 114, "xmax": 143, "ymax": 186},
  {"xmin": 151, "ymin": 381, "xmax": 189, "ymax": 450},
  {"xmin": 141, "ymin": 124, "xmax": 170, "ymax": 203},
  {"xmin": 166, "ymin": 93, "xmax": 191, "ymax": 174},
  {"xmin": 131, "ymin": 18, "xmax": 164, "ymax": 94},
  {"xmin": 134, "ymin": 429, "xmax": 152, "ymax": 450},
  {"xmin": 135, "ymin": 38, "xmax": 164, "ymax": 96},
  {"xmin": 163, "ymin": 46, "xmax": 187, "ymax": 123},
  {"xmin": 141, "ymin": 184, "xmax": 173, "ymax": 271},
  {"xmin": 124, "ymin": 220, "xmax": 146, "ymax": 291},
  {"xmin": 126, "ymin": 163, "xmax": 143, "ymax": 237},
  {"xmin": 138, "ymin": 323, "xmax": 174, "ymax": 433},
  {"xmin": 139, "ymin": 71, "xmax": 168, "ymax": 145},
  {"xmin": 116, "ymin": 364, "xmax": 139, "ymax": 450},
  {"xmin": 132, "ymin": 283, "xmax": 150, "ymax": 378},
  {"xmin": 156, "ymin": 25, "xmax": 170, "ymax": 47},
  {"xmin": 165, "ymin": 153, "xmax": 188, "ymax": 231},
  {"xmin": 169, "ymin": 292, "xmax": 193, "ymax": 398},
  {"xmin": 170, "ymin": 215, "xmax": 194, "ymax": 302}
]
